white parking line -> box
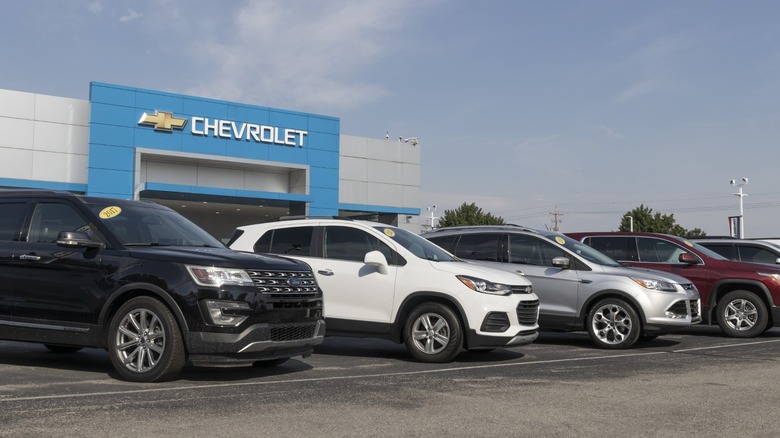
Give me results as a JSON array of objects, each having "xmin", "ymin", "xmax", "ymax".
[{"xmin": 3, "ymin": 338, "xmax": 779, "ymax": 403}]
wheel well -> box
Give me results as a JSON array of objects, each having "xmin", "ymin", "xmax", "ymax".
[
  {"xmin": 392, "ymin": 294, "xmax": 468, "ymax": 346},
  {"xmin": 580, "ymin": 291, "xmax": 646, "ymax": 333},
  {"xmin": 711, "ymin": 283, "xmax": 774, "ymax": 325},
  {"xmin": 99, "ymin": 287, "xmax": 190, "ymax": 351}
]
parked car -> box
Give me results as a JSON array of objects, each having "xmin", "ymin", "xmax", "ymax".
[
  {"xmin": 424, "ymin": 225, "xmax": 700, "ymax": 349},
  {"xmin": 228, "ymin": 218, "xmax": 540, "ymax": 362},
  {"xmin": 0, "ymin": 190, "xmax": 325, "ymax": 382},
  {"xmin": 692, "ymin": 238, "xmax": 780, "ymax": 265},
  {"xmin": 566, "ymin": 232, "xmax": 780, "ymax": 338}
]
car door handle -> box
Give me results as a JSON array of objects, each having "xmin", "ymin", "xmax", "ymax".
[
  {"xmin": 19, "ymin": 253, "xmax": 41, "ymax": 261},
  {"xmin": 318, "ymin": 269, "xmax": 334, "ymax": 276}
]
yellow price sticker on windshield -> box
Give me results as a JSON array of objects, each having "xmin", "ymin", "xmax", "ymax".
[
  {"xmin": 684, "ymin": 240, "xmax": 693, "ymax": 247},
  {"xmin": 384, "ymin": 229, "xmax": 396, "ymax": 237},
  {"xmin": 555, "ymin": 236, "xmax": 566, "ymax": 245},
  {"xmin": 99, "ymin": 206, "xmax": 122, "ymax": 219}
]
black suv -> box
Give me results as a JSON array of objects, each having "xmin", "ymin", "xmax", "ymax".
[{"xmin": 0, "ymin": 190, "xmax": 324, "ymax": 382}]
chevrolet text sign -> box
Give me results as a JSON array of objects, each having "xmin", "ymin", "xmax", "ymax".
[{"xmin": 139, "ymin": 111, "xmax": 308, "ymax": 148}]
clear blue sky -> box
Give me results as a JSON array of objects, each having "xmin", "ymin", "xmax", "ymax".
[{"xmin": 3, "ymin": 1, "xmax": 779, "ymax": 236}]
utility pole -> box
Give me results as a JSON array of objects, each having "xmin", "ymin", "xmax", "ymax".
[
  {"xmin": 549, "ymin": 206, "xmax": 563, "ymax": 232},
  {"xmin": 730, "ymin": 178, "xmax": 748, "ymax": 238}
]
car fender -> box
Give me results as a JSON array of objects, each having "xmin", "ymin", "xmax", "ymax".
[
  {"xmin": 390, "ymin": 291, "xmax": 470, "ymax": 343},
  {"xmin": 576, "ymin": 289, "xmax": 648, "ymax": 330},
  {"xmin": 709, "ymin": 278, "xmax": 775, "ymax": 308},
  {"xmin": 98, "ymin": 282, "xmax": 190, "ymax": 337}
]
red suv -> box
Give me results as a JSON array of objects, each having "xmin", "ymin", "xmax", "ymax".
[{"xmin": 566, "ymin": 232, "xmax": 780, "ymax": 338}]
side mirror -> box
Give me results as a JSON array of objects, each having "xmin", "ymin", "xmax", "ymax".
[
  {"xmin": 364, "ymin": 250, "xmax": 389, "ymax": 275},
  {"xmin": 678, "ymin": 252, "xmax": 699, "ymax": 265},
  {"xmin": 552, "ymin": 256, "xmax": 571, "ymax": 269},
  {"xmin": 56, "ymin": 231, "xmax": 105, "ymax": 250}
]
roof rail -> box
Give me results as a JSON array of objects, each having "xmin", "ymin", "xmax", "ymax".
[
  {"xmin": 279, "ymin": 215, "xmax": 354, "ymax": 222},
  {"xmin": 429, "ymin": 224, "xmax": 542, "ymax": 234}
]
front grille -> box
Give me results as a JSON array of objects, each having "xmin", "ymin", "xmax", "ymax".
[
  {"xmin": 247, "ymin": 270, "xmax": 320, "ymax": 298},
  {"xmin": 511, "ymin": 285, "xmax": 533, "ymax": 294},
  {"xmin": 270, "ymin": 322, "xmax": 318, "ymax": 341},
  {"xmin": 516, "ymin": 299, "xmax": 539, "ymax": 326}
]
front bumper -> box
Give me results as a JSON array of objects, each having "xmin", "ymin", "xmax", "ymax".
[{"xmin": 185, "ymin": 319, "xmax": 326, "ymax": 367}]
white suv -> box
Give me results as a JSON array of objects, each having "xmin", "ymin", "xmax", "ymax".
[{"xmin": 228, "ymin": 219, "xmax": 540, "ymax": 362}]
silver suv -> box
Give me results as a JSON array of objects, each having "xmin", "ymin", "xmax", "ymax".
[{"xmin": 425, "ymin": 225, "xmax": 701, "ymax": 349}]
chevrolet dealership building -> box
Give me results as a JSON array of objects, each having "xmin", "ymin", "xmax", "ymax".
[{"xmin": 0, "ymin": 82, "xmax": 421, "ymax": 240}]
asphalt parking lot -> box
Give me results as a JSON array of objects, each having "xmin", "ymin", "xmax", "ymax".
[{"xmin": 2, "ymin": 325, "xmax": 780, "ymax": 438}]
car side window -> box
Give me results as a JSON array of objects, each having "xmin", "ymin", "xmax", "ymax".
[
  {"xmin": 323, "ymin": 226, "xmax": 394, "ymax": 263},
  {"xmin": 426, "ymin": 235, "xmax": 457, "ymax": 252},
  {"xmin": 739, "ymin": 246, "xmax": 779, "ymax": 264},
  {"xmin": 704, "ymin": 244, "xmax": 735, "ymax": 260},
  {"xmin": 636, "ymin": 238, "xmax": 687, "ymax": 263},
  {"xmin": 0, "ymin": 202, "xmax": 28, "ymax": 241},
  {"xmin": 453, "ymin": 234, "xmax": 499, "ymax": 262},
  {"xmin": 509, "ymin": 235, "xmax": 566, "ymax": 267},
  {"xmin": 27, "ymin": 202, "xmax": 98, "ymax": 243},
  {"xmin": 257, "ymin": 226, "xmax": 314, "ymax": 256},
  {"xmin": 584, "ymin": 236, "xmax": 637, "ymax": 261}
]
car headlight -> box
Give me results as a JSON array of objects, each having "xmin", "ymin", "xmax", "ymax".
[
  {"xmin": 758, "ymin": 272, "xmax": 780, "ymax": 286},
  {"xmin": 630, "ymin": 277, "xmax": 677, "ymax": 292},
  {"xmin": 186, "ymin": 265, "xmax": 254, "ymax": 287},
  {"xmin": 457, "ymin": 275, "xmax": 512, "ymax": 296}
]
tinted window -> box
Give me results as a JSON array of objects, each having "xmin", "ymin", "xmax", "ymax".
[
  {"xmin": 260, "ymin": 226, "xmax": 313, "ymax": 256},
  {"xmin": 324, "ymin": 226, "xmax": 393, "ymax": 263},
  {"xmin": 509, "ymin": 234, "xmax": 565, "ymax": 267},
  {"xmin": 0, "ymin": 202, "xmax": 27, "ymax": 241},
  {"xmin": 703, "ymin": 244, "xmax": 735, "ymax": 260},
  {"xmin": 584, "ymin": 236, "xmax": 638, "ymax": 261},
  {"xmin": 636, "ymin": 238, "xmax": 688, "ymax": 263},
  {"xmin": 426, "ymin": 235, "xmax": 457, "ymax": 252},
  {"xmin": 739, "ymin": 245, "xmax": 779, "ymax": 264},
  {"xmin": 28, "ymin": 202, "xmax": 98, "ymax": 243},
  {"xmin": 454, "ymin": 234, "xmax": 499, "ymax": 262}
]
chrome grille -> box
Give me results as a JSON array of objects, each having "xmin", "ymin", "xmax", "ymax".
[
  {"xmin": 516, "ymin": 299, "xmax": 540, "ymax": 325},
  {"xmin": 511, "ymin": 285, "xmax": 533, "ymax": 294},
  {"xmin": 247, "ymin": 270, "xmax": 320, "ymax": 297}
]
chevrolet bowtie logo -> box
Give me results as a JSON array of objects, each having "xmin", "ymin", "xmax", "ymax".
[{"xmin": 138, "ymin": 111, "xmax": 188, "ymax": 132}]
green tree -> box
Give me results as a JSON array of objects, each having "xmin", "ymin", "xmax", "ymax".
[
  {"xmin": 438, "ymin": 202, "xmax": 505, "ymax": 227},
  {"xmin": 619, "ymin": 204, "xmax": 706, "ymax": 237}
]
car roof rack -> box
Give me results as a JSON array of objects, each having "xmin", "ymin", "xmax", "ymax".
[
  {"xmin": 428, "ymin": 224, "xmax": 543, "ymax": 234},
  {"xmin": 279, "ymin": 215, "xmax": 354, "ymax": 221}
]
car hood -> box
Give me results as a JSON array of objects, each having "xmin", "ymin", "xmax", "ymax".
[
  {"xmin": 599, "ymin": 264, "xmax": 693, "ymax": 285},
  {"xmin": 127, "ymin": 246, "xmax": 311, "ymax": 271},
  {"xmin": 427, "ymin": 260, "xmax": 532, "ymax": 286}
]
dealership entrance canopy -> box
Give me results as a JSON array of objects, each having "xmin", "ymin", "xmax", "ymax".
[{"xmin": 0, "ymin": 82, "xmax": 421, "ymax": 240}]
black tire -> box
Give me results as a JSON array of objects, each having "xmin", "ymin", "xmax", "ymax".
[
  {"xmin": 253, "ymin": 358, "xmax": 289, "ymax": 368},
  {"xmin": 108, "ymin": 297, "xmax": 186, "ymax": 382},
  {"xmin": 403, "ymin": 303, "xmax": 462, "ymax": 363},
  {"xmin": 716, "ymin": 290, "xmax": 768, "ymax": 338},
  {"xmin": 586, "ymin": 298, "xmax": 641, "ymax": 349},
  {"xmin": 44, "ymin": 344, "xmax": 83, "ymax": 353}
]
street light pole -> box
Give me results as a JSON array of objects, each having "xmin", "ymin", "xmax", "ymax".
[{"xmin": 730, "ymin": 178, "xmax": 749, "ymax": 238}]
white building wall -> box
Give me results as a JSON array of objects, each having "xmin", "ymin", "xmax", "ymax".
[
  {"xmin": 339, "ymin": 135, "xmax": 421, "ymax": 209},
  {"xmin": 0, "ymin": 89, "xmax": 90, "ymax": 185},
  {"xmin": 339, "ymin": 135, "xmax": 421, "ymax": 232}
]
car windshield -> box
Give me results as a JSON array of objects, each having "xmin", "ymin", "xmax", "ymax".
[
  {"xmin": 543, "ymin": 232, "xmax": 621, "ymax": 266},
  {"xmin": 670, "ymin": 236, "xmax": 728, "ymax": 260},
  {"xmin": 372, "ymin": 225, "xmax": 456, "ymax": 261},
  {"xmin": 88, "ymin": 201, "xmax": 224, "ymax": 248}
]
